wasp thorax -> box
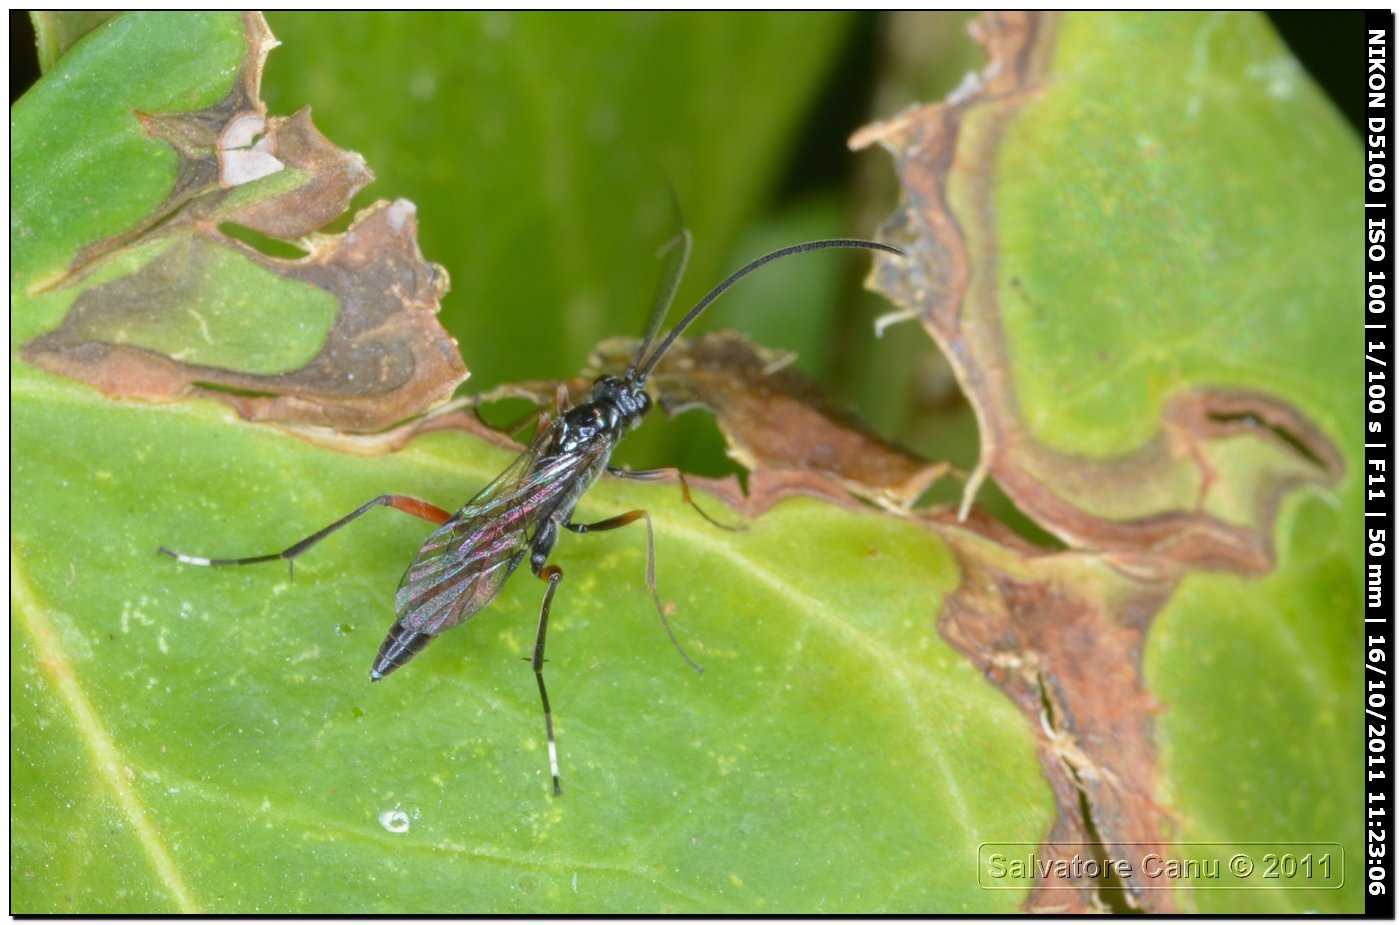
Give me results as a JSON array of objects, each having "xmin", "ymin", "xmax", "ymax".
[{"xmin": 589, "ymin": 375, "xmax": 651, "ymax": 429}]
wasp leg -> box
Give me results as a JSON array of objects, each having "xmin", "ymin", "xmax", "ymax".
[
  {"xmin": 565, "ymin": 510, "xmax": 704, "ymax": 675},
  {"xmin": 529, "ymin": 564, "xmax": 565, "ymax": 796},
  {"xmin": 158, "ymin": 494, "xmax": 451, "ymax": 578},
  {"xmin": 606, "ymin": 466, "xmax": 744, "ymax": 532}
]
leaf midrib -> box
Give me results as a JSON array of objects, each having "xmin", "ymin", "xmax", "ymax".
[{"xmin": 11, "ymin": 553, "xmax": 200, "ymax": 913}]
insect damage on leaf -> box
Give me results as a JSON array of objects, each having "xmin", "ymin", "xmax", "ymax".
[
  {"xmin": 589, "ymin": 331, "xmax": 949, "ymax": 512},
  {"xmin": 936, "ymin": 527, "xmax": 1179, "ymax": 913},
  {"xmin": 850, "ymin": 11, "xmax": 1342, "ymax": 571},
  {"xmin": 19, "ymin": 11, "xmax": 467, "ymax": 432},
  {"xmin": 852, "ymin": 10, "xmax": 1352, "ymax": 912}
]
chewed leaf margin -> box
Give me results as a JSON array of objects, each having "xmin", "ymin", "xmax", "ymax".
[{"xmin": 17, "ymin": 11, "xmax": 467, "ymax": 433}]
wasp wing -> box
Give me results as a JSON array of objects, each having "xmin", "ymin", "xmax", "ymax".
[{"xmin": 393, "ymin": 420, "xmax": 603, "ymax": 636}]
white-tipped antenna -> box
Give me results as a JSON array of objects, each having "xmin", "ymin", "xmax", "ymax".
[{"xmin": 631, "ymin": 238, "xmax": 904, "ymax": 385}]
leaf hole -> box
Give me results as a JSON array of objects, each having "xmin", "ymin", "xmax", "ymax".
[
  {"xmin": 218, "ymin": 222, "xmax": 308, "ymax": 260},
  {"xmin": 1035, "ymin": 672, "xmax": 1141, "ymax": 914},
  {"xmin": 190, "ymin": 380, "xmax": 283, "ymax": 400},
  {"xmin": 1205, "ymin": 409, "xmax": 1330, "ymax": 470},
  {"xmin": 974, "ymin": 478, "xmax": 1067, "ymax": 550}
]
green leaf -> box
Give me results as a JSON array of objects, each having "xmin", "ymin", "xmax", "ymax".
[
  {"xmin": 989, "ymin": 14, "xmax": 1362, "ymax": 914},
  {"xmin": 862, "ymin": 11, "xmax": 1360, "ymax": 913},
  {"xmin": 12, "ymin": 390, "xmax": 1052, "ymax": 912},
  {"xmin": 997, "ymin": 14, "xmax": 1356, "ymax": 462},
  {"xmin": 30, "ymin": 11, "xmax": 120, "ymax": 73},
  {"xmin": 11, "ymin": 14, "xmax": 246, "ymax": 312},
  {"xmin": 14, "ymin": 11, "xmax": 465, "ymax": 434}
]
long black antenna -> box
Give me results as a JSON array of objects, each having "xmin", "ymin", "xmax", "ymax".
[
  {"xmin": 632, "ymin": 238, "xmax": 904, "ymax": 384},
  {"xmin": 626, "ymin": 184, "xmax": 691, "ymax": 380},
  {"xmin": 626, "ymin": 227, "xmax": 692, "ymax": 381}
]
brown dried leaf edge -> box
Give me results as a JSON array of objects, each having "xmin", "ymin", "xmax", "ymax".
[
  {"xmin": 851, "ymin": 12, "xmax": 1343, "ymax": 912},
  {"xmin": 22, "ymin": 12, "xmax": 466, "ymax": 432}
]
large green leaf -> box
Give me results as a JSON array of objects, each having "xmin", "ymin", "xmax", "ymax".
[
  {"xmin": 12, "ymin": 386, "xmax": 1051, "ymax": 913},
  {"xmin": 859, "ymin": 11, "xmax": 1360, "ymax": 913},
  {"xmin": 994, "ymin": 14, "xmax": 1361, "ymax": 914}
]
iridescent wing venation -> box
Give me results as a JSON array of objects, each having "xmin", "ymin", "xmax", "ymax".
[{"xmin": 394, "ymin": 424, "xmax": 607, "ymax": 635}]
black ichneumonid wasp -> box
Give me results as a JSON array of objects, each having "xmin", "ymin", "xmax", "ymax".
[{"xmin": 160, "ymin": 230, "xmax": 902, "ymax": 794}]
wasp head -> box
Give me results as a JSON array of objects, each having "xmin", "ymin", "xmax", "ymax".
[{"xmin": 590, "ymin": 375, "xmax": 651, "ymax": 428}]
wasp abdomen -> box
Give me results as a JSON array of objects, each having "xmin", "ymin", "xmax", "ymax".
[{"xmin": 371, "ymin": 618, "xmax": 432, "ymax": 680}]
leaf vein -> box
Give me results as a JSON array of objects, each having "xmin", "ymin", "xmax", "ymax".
[{"xmin": 12, "ymin": 555, "xmax": 201, "ymax": 912}]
